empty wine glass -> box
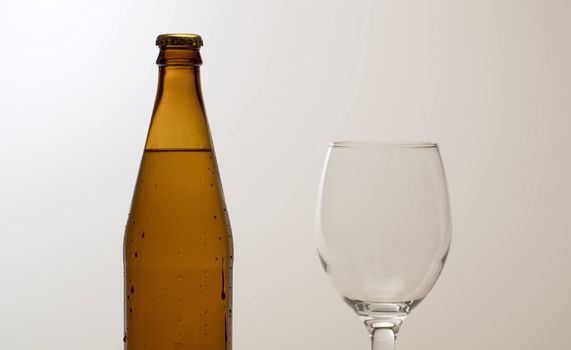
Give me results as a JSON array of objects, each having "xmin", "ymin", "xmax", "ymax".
[{"xmin": 316, "ymin": 141, "xmax": 452, "ymax": 350}]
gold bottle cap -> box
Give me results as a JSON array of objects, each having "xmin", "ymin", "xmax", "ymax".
[{"xmin": 156, "ymin": 34, "xmax": 203, "ymax": 48}]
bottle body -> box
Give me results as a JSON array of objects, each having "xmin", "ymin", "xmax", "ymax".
[{"xmin": 124, "ymin": 35, "xmax": 232, "ymax": 350}]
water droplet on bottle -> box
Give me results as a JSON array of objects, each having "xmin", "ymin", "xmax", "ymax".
[
  {"xmin": 154, "ymin": 184, "xmax": 158, "ymax": 190},
  {"xmin": 218, "ymin": 236, "xmax": 221, "ymax": 240},
  {"xmin": 221, "ymin": 290, "xmax": 226, "ymax": 300},
  {"xmin": 141, "ymin": 231, "xmax": 145, "ymax": 239},
  {"xmin": 129, "ymin": 308, "xmax": 132, "ymax": 313},
  {"xmin": 123, "ymin": 334, "xmax": 127, "ymax": 343},
  {"xmin": 174, "ymin": 342, "xmax": 183, "ymax": 347},
  {"xmin": 213, "ymin": 215, "xmax": 217, "ymax": 220},
  {"xmin": 134, "ymin": 252, "xmax": 138, "ymax": 258},
  {"xmin": 177, "ymin": 299, "xmax": 183, "ymax": 304},
  {"xmin": 177, "ymin": 275, "xmax": 183, "ymax": 284},
  {"xmin": 130, "ymin": 286, "xmax": 135, "ymax": 294},
  {"xmin": 178, "ymin": 250, "xmax": 183, "ymax": 257}
]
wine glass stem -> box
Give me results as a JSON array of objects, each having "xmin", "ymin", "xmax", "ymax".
[{"xmin": 371, "ymin": 328, "xmax": 396, "ymax": 350}]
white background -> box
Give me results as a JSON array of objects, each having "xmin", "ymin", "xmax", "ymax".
[{"xmin": 1, "ymin": 0, "xmax": 570, "ymax": 349}]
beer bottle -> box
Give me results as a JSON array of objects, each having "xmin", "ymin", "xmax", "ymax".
[{"xmin": 124, "ymin": 34, "xmax": 233, "ymax": 350}]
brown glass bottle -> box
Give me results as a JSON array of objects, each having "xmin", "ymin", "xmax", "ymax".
[{"xmin": 124, "ymin": 34, "xmax": 232, "ymax": 350}]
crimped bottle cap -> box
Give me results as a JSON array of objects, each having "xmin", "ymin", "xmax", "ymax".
[{"xmin": 156, "ymin": 34, "xmax": 203, "ymax": 48}]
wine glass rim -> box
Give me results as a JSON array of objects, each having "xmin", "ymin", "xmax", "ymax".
[{"xmin": 330, "ymin": 141, "xmax": 438, "ymax": 149}]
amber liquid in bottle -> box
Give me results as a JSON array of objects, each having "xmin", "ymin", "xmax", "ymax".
[{"xmin": 124, "ymin": 34, "xmax": 232, "ymax": 350}]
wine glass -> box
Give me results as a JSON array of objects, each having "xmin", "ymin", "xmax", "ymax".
[{"xmin": 316, "ymin": 141, "xmax": 451, "ymax": 350}]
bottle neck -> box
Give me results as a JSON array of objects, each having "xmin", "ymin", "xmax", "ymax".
[
  {"xmin": 154, "ymin": 66, "xmax": 203, "ymax": 108},
  {"xmin": 145, "ymin": 48, "xmax": 212, "ymax": 151},
  {"xmin": 155, "ymin": 47, "xmax": 204, "ymax": 106}
]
